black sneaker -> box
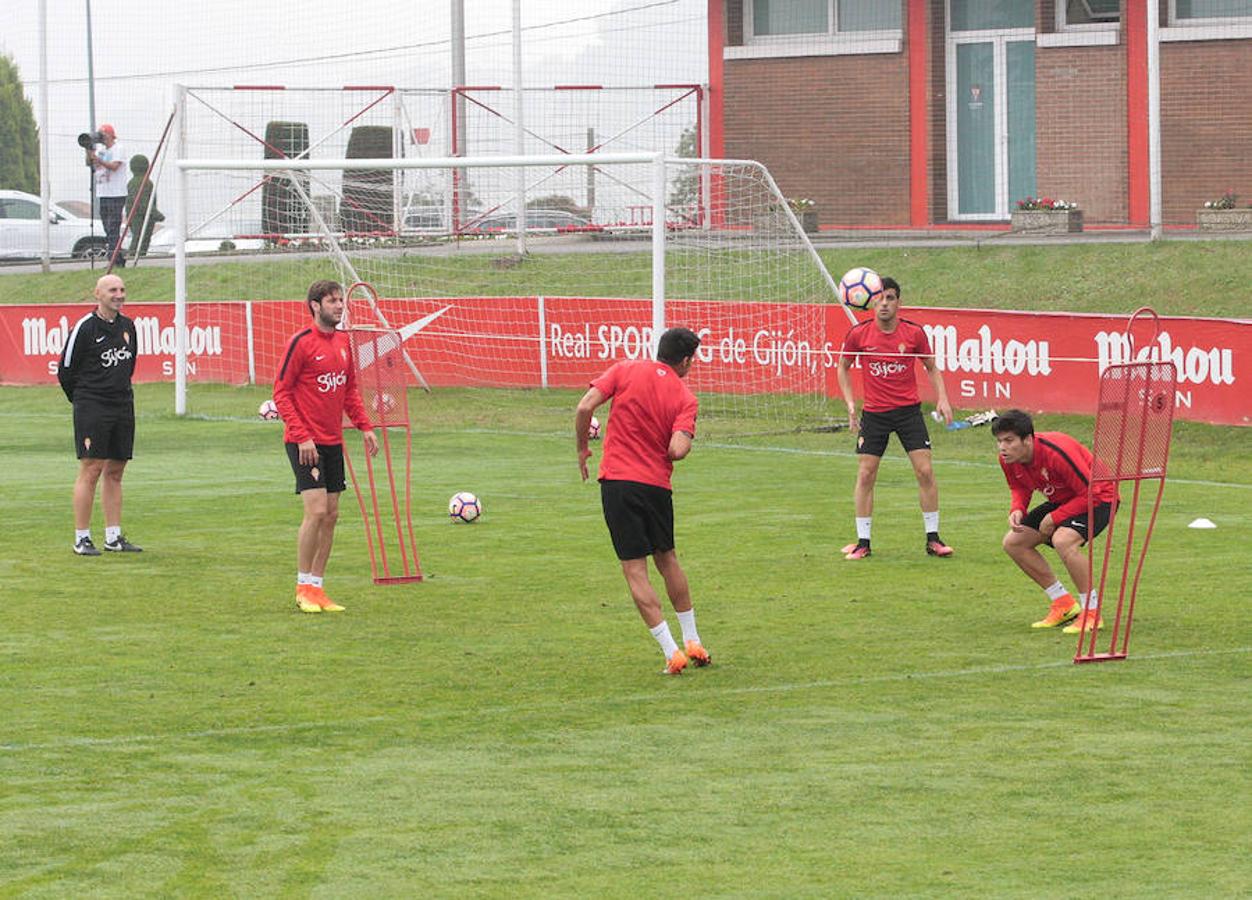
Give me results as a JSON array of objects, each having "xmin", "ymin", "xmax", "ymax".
[
  {"xmin": 74, "ymin": 536, "xmax": 101, "ymax": 556},
  {"xmin": 104, "ymin": 535, "xmax": 143, "ymax": 553}
]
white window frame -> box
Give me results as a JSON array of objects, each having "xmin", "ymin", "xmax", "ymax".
[
  {"xmin": 1164, "ymin": 0, "xmax": 1252, "ymax": 39},
  {"xmin": 728, "ymin": 0, "xmax": 903, "ymax": 59},
  {"xmin": 1057, "ymin": 0, "xmax": 1122, "ymax": 30}
]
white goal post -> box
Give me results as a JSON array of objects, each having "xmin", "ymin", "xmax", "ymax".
[{"xmin": 171, "ymin": 151, "xmax": 852, "ymax": 436}]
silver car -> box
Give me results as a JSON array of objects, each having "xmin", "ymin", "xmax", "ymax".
[{"xmin": 0, "ymin": 190, "xmax": 110, "ymax": 260}]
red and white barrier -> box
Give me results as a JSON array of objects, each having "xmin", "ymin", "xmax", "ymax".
[{"xmin": 2, "ymin": 299, "xmax": 1247, "ymax": 426}]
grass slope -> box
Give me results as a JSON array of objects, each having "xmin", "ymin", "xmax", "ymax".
[
  {"xmin": 1, "ymin": 384, "xmax": 1249, "ymax": 895},
  {"xmin": 3, "ymin": 240, "xmax": 1252, "ymax": 318}
]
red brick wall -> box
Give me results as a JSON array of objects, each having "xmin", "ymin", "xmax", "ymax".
[
  {"xmin": 724, "ymin": 54, "xmax": 912, "ymax": 225},
  {"xmin": 1034, "ymin": 45, "xmax": 1128, "ymax": 223},
  {"xmin": 1160, "ymin": 40, "xmax": 1252, "ymax": 225}
]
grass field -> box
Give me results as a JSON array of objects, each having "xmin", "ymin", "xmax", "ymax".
[{"xmin": 2, "ymin": 382, "xmax": 1249, "ymax": 896}]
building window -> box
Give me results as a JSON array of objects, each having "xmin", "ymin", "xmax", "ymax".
[
  {"xmin": 1063, "ymin": 0, "xmax": 1121, "ymax": 27},
  {"xmin": 1173, "ymin": 0, "xmax": 1252, "ymax": 20},
  {"xmin": 749, "ymin": 0, "xmax": 902, "ymax": 38}
]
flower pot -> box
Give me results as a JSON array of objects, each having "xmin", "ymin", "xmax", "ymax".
[
  {"xmin": 800, "ymin": 210, "xmax": 819, "ymax": 234},
  {"xmin": 1011, "ymin": 209, "xmax": 1083, "ymax": 234},
  {"xmin": 1197, "ymin": 208, "xmax": 1252, "ymax": 232}
]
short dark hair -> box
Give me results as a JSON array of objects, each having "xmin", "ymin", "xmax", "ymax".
[
  {"xmin": 306, "ymin": 279, "xmax": 343, "ymax": 316},
  {"xmin": 656, "ymin": 327, "xmax": 701, "ymax": 365},
  {"xmin": 991, "ymin": 408, "xmax": 1035, "ymax": 439},
  {"xmin": 881, "ymin": 276, "xmax": 901, "ymax": 296}
]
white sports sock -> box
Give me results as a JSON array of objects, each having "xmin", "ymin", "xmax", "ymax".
[
  {"xmin": 76, "ymin": 528, "xmax": 91, "ymax": 542},
  {"xmin": 676, "ymin": 609, "xmax": 700, "ymax": 645},
  {"xmin": 922, "ymin": 511, "xmax": 940, "ymax": 534},
  {"xmin": 649, "ymin": 621, "xmax": 680, "ymax": 659},
  {"xmin": 310, "ymin": 575, "xmax": 324, "ymax": 589},
  {"xmin": 297, "ymin": 572, "xmax": 313, "ymax": 585},
  {"xmin": 1080, "ymin": 590, "xmax": 1100, "ymax": 611},
  {"xmin": 1044, "ymin": 581, "xmax": 1070, "ymax": 601},
  {"xmin": 104, "ymin": 525, "xmax": 121, "ymax": 544},
  {"xmin": 855, "ymin": 517, "xmax": 872, "ymax": 542}
]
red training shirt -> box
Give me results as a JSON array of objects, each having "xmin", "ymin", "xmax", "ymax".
[
  {"xmin": 999, "ymin": 431, "xmax": 1119, "ymax": 522},
  {"xmin": 273, "ymin": 326, "xmax": 372, "ymax": 445},
  {"xmin": 840, "ymin": 318, "xmax": 932, "ymax": 412},
  {"xmin": 592, "ymin": 359, "xmax": 699, "ymax": 490}
]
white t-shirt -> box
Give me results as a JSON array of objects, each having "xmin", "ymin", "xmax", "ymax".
[{"xmin": 94, "ymin": 142, "xmax": 129, "ymax": 198}]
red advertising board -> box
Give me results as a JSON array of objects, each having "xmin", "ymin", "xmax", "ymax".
[{"xmin": 2, "ymin": 299, "xmax": 1247, "ymax": 426}]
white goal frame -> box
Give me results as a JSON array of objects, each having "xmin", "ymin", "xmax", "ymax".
[{"xmin": 172, "ymin": 152, "xmax": 848, "ymax": 417}]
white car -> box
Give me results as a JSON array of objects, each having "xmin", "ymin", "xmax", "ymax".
[
  {"xmin": 0, "ymin": 190, "xmax": 110, "ymax": 260},
  {"xmin": 147, "ymin": 227, "xmax": 265, "ymax": 255}
]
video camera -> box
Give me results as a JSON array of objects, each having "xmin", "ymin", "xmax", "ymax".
[{"xmin": 77, "ymin": 130, "xmax": 106, "ymax": 149}]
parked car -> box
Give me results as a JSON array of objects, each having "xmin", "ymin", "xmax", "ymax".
[
  {"xmin": 466, "ymin": 209, "xmax": 600, "ymax": 233},
  {"xmin": 146, "ymin": 227, "xmax": 265, "ymax": 255},
  {"xmin": 0, "ymin": 190, "xmax": 109, "ymax": 260}
]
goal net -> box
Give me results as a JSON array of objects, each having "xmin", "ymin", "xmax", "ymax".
[{"xmin": 172, "ymin": 151, "xmax": 850, "ymax": 439}]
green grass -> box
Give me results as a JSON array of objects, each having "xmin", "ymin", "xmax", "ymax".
[
  {"xmin": 4, "ymin": 239, "xmax": 1252, "ymax": 317},
  {"xmin": 1, "ymin": 383, "xmax": 1249, "ymax": 895}
]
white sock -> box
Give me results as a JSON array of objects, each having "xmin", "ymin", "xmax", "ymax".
[
  {"xmin": 1080, "ymin": 590, "xmax": 1100, "ymax": 611},
  {"xmin": 105, "ymin": 525, "xmax": 121, "ymax": 544},
  {"xmin": 1044, "ymin": 581, "xmax": 1070, "ymax": 601},
  {"xmin": 922, "ymin": 510, "xmax": 939, "ymax": 534},
  {"xmin": 676, "ymin": 609, "xmax": 700, "ymax": 645},
  {"xmin": 855, "ymin": 517, "xmax": 872, "ymax": 542},
  {"xmin": 310, "ymin": 575, "xmax": 324, "ymax": 588},
  {"xmin": 297, "ymin": 572, "xmax": 313, "ymax": 585},
  {"xmin": 76, "ymin": 528, "xmax": 91, "ymax": 542},
  {"xmin": 649, "ymin": 621, "xmax": 680, "ymax": 658}
]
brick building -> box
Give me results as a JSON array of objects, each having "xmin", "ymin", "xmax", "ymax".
[{"xmin": 708, "ymin": 1, "xmax": 1252, "ymax": 227}]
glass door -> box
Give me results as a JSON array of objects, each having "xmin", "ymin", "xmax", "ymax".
[{"xmin": 946, "ymin": 1, "xmax": 1036, "ymax": 220}]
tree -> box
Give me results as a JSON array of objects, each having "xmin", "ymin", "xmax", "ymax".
[
  {"xmin": 667, "ymin": 124, "xmax": 700, "ymax": 216},
  {"xmin": 0, "ymin": 54, "xmax": 40, "ymax": 193}
]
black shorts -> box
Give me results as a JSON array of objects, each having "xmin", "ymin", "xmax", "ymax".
[
  {"xmin": 857, "ymin": 403, "xmax": 931, "ymax": 456},
  {"xmin": 286, "ymin": 442, "xmax": 347, "ymax": 494},
  {"xmin": 1023, "ymin": 501, "xmax": 1115, "ymax": 546},
  {"xmin": 600, "ymin": 479, "xmax": 675, "ymax": 561},
  {"xmin": 73, "ymin": 400, "xmax": 135, "ymax": 460}
]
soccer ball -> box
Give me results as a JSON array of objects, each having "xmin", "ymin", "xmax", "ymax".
[
  {"xmin": 588, "ymin": 415, "xmax": 602, "ymax": 440},
  {"xmin": 448, "ymin": 491, "xmax": 482, "ymax": 524},
  {"xmin": 258, "ymin": 399, "xmax": 280, "ymax": 420},
  {"xmin": 838, "ymin": 267, "xmax": 884, "ymax": 310},
  {"xmin": 371, "ymin": 392, "xmax": 396, "ymax": 417}
]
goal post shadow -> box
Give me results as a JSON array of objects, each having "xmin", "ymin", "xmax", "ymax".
[{"xmin": 1076, "ymin": 308, "xmax": 1177, "ymax": 664}]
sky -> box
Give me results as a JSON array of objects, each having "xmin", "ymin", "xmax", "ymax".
[{"xmin": 2, "ymin": 0, "xmax": 708, "ymax": 202}]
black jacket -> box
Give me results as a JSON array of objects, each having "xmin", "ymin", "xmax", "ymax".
[{"xmin": 57, "ymin": 311, "xmax": 137, "ymax": 404}]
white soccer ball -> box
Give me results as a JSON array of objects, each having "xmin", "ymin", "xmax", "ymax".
[
  {"xmin": 838, "ymin": 266, "xmax": 884, "ymax": 310},
  {"xmin": 448, "ymin": 491, "xmax": 482, "ymax": 524},
  {"xmin": 371, "ymin": 392, "xmax": 396, "ymax": 416},
  {"xmin": 588, "ymin": 415, "xmax": 602, "ymax": 440},
  {"xmin": 258, "ymin": 399, "xmax": 280, "ymax": 420}
]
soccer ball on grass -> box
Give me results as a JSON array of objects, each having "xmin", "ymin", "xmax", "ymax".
[
  {"xmin": 448, "ymin": 491, "xmax": 482, "ymax": 524},
  {"xmin": 258, "ymin": 399, "xmax": 280, "ymax": 420},
  {"xmin": 838, "ymin": 267, "xmax": 884, "ymax": 310}
]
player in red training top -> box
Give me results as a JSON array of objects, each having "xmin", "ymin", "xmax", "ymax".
[
  {"xmin": 575, "ymin": 327, "xmax": 709, "ymax": 675},
  {"xmin": 273, "ymin": 279, "xmax": 378, "ymax": 613},
  {"xmin": 836, "ymin": 276, "xmax": 954, "ymax": 561},
  {"xmin": 992, "ymin": 409, "xmax": 1119, "ymax": 634}
]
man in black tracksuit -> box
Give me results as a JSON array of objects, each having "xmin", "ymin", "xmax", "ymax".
[{"xmin": 57, "ymin": 274, "xmax": 143, "ymax": 555}]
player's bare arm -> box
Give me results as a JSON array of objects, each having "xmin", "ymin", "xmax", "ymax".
[
  {"xmin": 361, "ymin": 429, "xmax": 379, "ymax": 457},
  {"xmin": 575, "ymin": 386, "xmax": 606, "ymax": 482},
  {"xmin": 836, "ymin": 354, "xmax": 859, "ymax": 432},
  {"xmin": 668, "ymin": 430, "xmax": 693, "ymax": 461},
  {"xmin": 1008, "ymin": 509, "xmax": 1025, "ymax": 532},
  {"xmin": 298, "ymin": 438, "xmax": 317, "ymax": 466},
  {"xmin": 922, "ymin": 356, "xmax": 953, "ymax": 424}
]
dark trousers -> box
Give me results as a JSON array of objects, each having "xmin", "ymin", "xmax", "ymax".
[{"xmin": 99, "ymin": 196, "xmax": 126, "ymax": 267}]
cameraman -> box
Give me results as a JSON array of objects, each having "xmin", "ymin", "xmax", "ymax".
[{"xmin": 86, "ymin": 124, "xmax": 129, "ymax": 268}]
